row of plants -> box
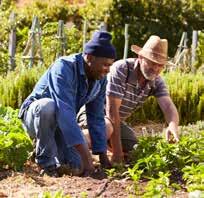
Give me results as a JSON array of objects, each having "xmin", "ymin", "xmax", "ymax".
[
  {"xmin": 127, "ymin": 71, "xmax": 204, "ymax": 125},
  {"xmin": 107, "ymin": 121, "xmax": 204, "ymax": 197},
  {"xmin": 0, "ymin": 69, "xmax": 204, "ymax": 124},
  {"xmin": 196, "ymin": 31, "xmax": 204, "ymax": 70},
  {"xmin": 0, "ymin": 105, "xmax": 32, "ymax": 170}
]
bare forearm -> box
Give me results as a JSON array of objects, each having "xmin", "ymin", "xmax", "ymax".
[
  {"xmin": 158, "ymin": 96, "xmax": 180, "ymax": 142},
  {"xmin": 106, "ymin": 95, "xmax": 124, "ymax": 162},
  {"xmin": 75, "ymin": 144, "xmax": 94, "ymax": 171},
  {"xmin": 164, "ymin": 103, "xmax": 179, "ymax": 126},
  {"xmin": 110, "ymin": 120, "xmax": 123, "ymax": 156}
]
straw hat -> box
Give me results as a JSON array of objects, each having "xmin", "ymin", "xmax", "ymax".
[{"xmin": 131, "ymin": 35, "xmax": 168, "ymax": 65}]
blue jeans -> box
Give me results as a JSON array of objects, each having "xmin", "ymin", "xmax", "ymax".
[{"xmin": 22, "ymin": 98, "xmax": 82, "ymax": 169}]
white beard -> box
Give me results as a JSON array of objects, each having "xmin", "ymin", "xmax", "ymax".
[{"xmin": 140, "ymin": 65, "xmax": 157, "ymax": 81}]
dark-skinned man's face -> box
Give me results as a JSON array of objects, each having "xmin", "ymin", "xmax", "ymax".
[{"xmin": 87, "ymin": 55, "xmax": 114, "ymax": 80}]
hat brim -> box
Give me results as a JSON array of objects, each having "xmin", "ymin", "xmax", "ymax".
[
  {"xmin": 131, "ymin": 44, "xmax": 167, "ymax": 65},
  {"xmin": 131, "ymin": 45, "xmax": 142, "ymax": 54}
]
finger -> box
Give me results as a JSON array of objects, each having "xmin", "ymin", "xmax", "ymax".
[
  {"xmin": 165, "ymin": 129, "xmax": 170, "ymax": 141},
  {"xmin": 173, "ymin": 135, "xmax": 179, "ymax": 142}
]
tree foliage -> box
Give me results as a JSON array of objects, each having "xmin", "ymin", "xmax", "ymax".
[{"xmin": 107, "ymin": 0, "xmax": 204, "ymax": 58}]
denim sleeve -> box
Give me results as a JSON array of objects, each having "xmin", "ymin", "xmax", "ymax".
[
  {"xmin": 48, "ymin": 59, "xmax": 85, "ymax": 147},
  {"xmin": 86, "ymin": 78, "xmax": 107, "ymax": 154}
]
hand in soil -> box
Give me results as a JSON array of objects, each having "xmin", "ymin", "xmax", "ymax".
[{"xmin": 111, "ymin": 154, "xmax": 124, "ymax": 165}]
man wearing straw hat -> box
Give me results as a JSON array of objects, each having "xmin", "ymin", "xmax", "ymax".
[{"xmin": 105, "ymin": 35, "xmax": 179, "ymax": 163}]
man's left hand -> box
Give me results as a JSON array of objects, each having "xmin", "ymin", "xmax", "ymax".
[{"xmin": 165, "ymin": 125, "xmax": 179, "ymax": 143}]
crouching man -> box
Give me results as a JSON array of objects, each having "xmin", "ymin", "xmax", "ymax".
[{"xmin": 18, "ymin": 30, "xmax": 116, "ymax": 177}]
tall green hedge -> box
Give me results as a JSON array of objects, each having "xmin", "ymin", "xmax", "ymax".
[
  {"xmin": 0, "ymin": 65, "xmax": 45, "ymax": 108},
  {"xmin": 127, "ymin": 71, "xmax": 204, "ymax": 125},
  {"xmin": 0, "ymin": 69, "xmax": 203, "ymax": 125},
  {"xmin": 196, "ymin": 31, "xmax": 204, "ymax": 69}
]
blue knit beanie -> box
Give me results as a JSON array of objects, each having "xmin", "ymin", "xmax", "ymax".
[{"xmin": 84, "ymin": 30, "xmax": 116, "ymax": 59}]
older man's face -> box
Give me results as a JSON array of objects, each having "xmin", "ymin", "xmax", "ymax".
[{"xmin": 139, "ymin": 56, "xmax": 164, "ymax": 80}]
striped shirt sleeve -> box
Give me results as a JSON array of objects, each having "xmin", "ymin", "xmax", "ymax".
[
  {"xmin": 106, "ymin": 60, "xmax": 128, "ymax": 99},
  {"xmin": 153, "ymin": 76, "xmax": 169, "ymax": 97}
]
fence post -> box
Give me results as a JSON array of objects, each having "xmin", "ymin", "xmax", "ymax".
[
  {"xmin": 83, "ymin": 20, "xmax": 88, "ymax": 52},
  {"xmin": 179, "ymin": 32, "xmax": 187, "ymax": 48},
  {"xmin": 191, "ymin": 30, "xmax": 198, "ymax": 68},
  {"xmin": 22, "ymin": 16, "xmax": 43, "ymax": 68},
  {"xmin": 99, "ymin": 22, "xmax": 107, "ymax": 31},
  {"xmin": 123, "ymin": 24, "xmax": 129, "ymax": 59},
  {"xmin": 174, "ymin": 32, "xmax": 187, "ymax": 61},
  {"xmin": 8, "ymin": 11, "xmax": 16, "ymax": 71},
  {"xmin": 174, "ymin": 32, "xmax": 188, "ymax": 65},
  {"xmin": 56, "ymin": 20, "xmax": 66, "ymax": 59}
]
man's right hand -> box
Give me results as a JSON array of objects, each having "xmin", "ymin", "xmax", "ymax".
[{"xmin": 111, "ymin": 153, "xmax": 124, "ymax": 164}]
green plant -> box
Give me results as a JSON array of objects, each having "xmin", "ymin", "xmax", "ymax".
[
  {"xmin": 136, "ymin": 153, "xmax": 167, "ymax": 177},
  {"xmin": 105, "ymin": 168, "xmax": 117, "ymax": 178},
  {"xmin": 195, "ymin": 31, "xmax": 204, "ymax": 70},
  {"xmin": 182, "ymin": 163, "xmax": 204, "ymax": 192},
  {"xmin": 105, "ymin": 163, "xmax": 127, "ymax": 179},
  {"xmin": 78, "ymin": 0, "xmax": 113, "ymax": 30},
  {"xmin": 80, "ymin": 191, "xmax": 88, "ymax": 198},
  {"xmin": 126, "ymin": 164, "xmax": 143, "ymax": 196},
  {"xmin": 40, "ymin": 190, "xmax": 71, "ymax": 198},
  {"xmin": 128, "ymin": 122, "xmax": 204, "ymax": 196},
  {"xmin": 0, "ymin": 105, "xmax": 32, "ymax": 170},
  {"xmin": 0, "ymin": 65, "xmax": 46, "ymax": 108},
  {"xmin": 142, "ymin": 172, "xmax": 174, "ymax": 197}
]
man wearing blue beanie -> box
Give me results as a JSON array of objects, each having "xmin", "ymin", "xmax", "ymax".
[{"xmin": 18, "ymin": 30, "xmax": 116, "ymax": 177}]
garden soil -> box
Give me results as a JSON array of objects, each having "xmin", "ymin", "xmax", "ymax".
[{"xmin": 0, "ymin": 123, "xmax": 188, "ymax": 197}]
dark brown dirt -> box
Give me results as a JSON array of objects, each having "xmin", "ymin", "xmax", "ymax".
[
  {"xmin": 0, "ymin": 161, "xmax": 133, "ymax": 197},
  {"xmin": 0, "ymin": 161, "xmax": 188, "ymax": 198}
]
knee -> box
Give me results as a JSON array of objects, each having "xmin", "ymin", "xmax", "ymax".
[
  {"xmin": 34, "ymin": 98, "xmax": 56, "ymax": 120},
  {"xmin": 105, "ymin": 117, "xmax": 113, "ymax": 139}
]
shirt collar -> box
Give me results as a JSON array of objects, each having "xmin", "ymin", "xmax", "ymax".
[
  {"xmin": 76, "ymin": 53, "xmax": 86, "ymax": 76},
  {"xmin": 76, "ymin": 53, "xmax": 102, "ymax": 87}
]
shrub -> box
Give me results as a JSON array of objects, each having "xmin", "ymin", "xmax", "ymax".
[
  {"xmin": 0, "ymin": 65, "xmax": 46, "ymax": 108},
  {"xmin": 0, "ymin": 105, "xmax": 32, "ymax": 170},
  {"xmin": 127, "ymin": 71, "xmax": 204, "ymax": 125}
]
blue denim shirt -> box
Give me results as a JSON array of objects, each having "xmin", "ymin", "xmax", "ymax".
[{"xmin": 20, "ymin": 53, "xmax": 107, "ymax": 154}]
